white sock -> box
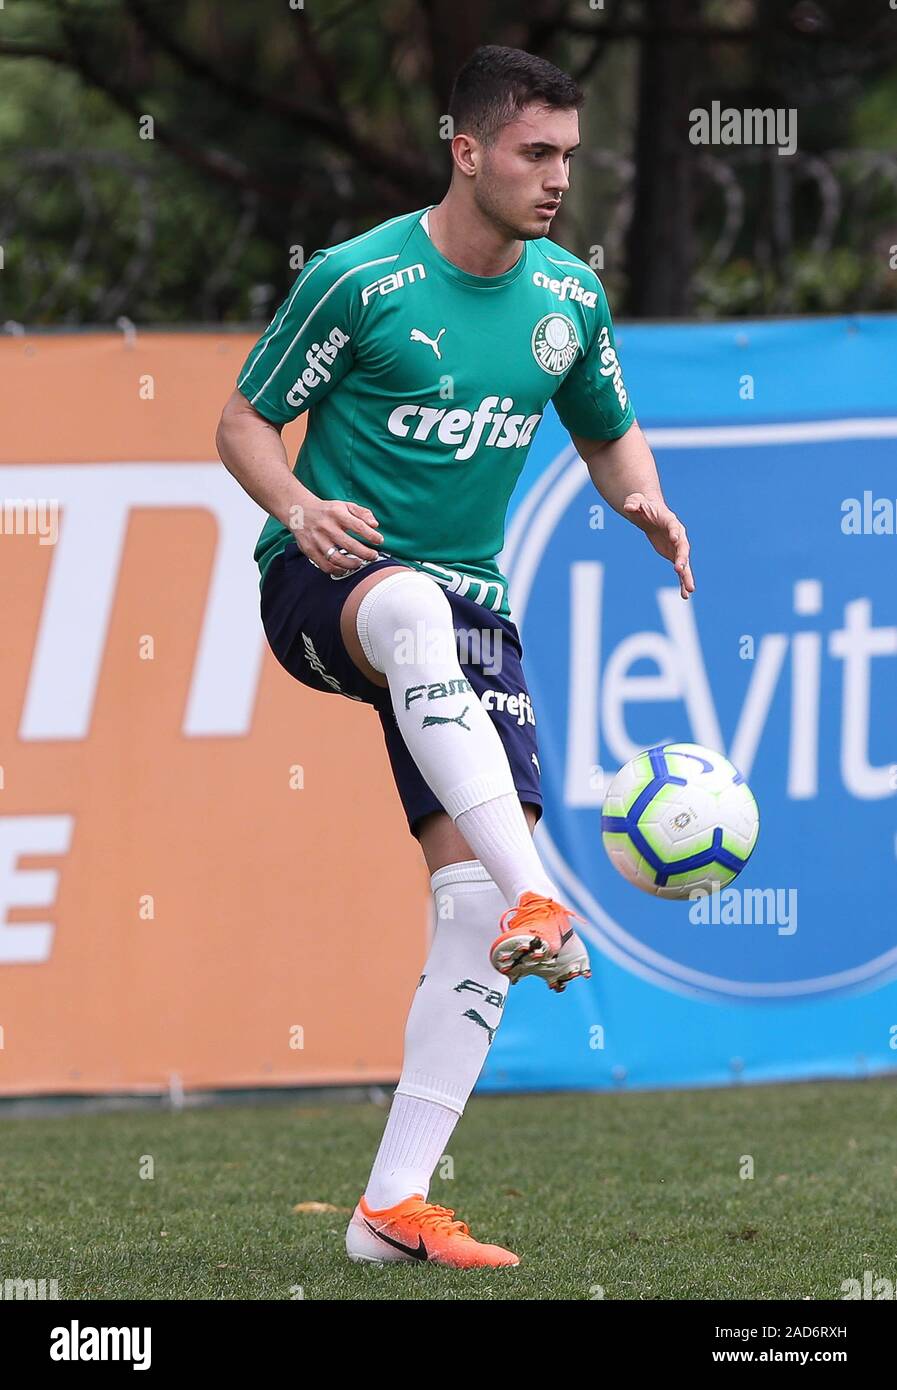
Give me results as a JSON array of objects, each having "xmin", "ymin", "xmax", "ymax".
[
  {"xmin": 364, "ymin": 1094, "xmax": 458, "ymax": 1212},
  {"xmin": 355, "ymin": 570, "xmax": 557, "ymax": 906},
  {"xmin": 455, "ymin": 794, "xmax": 556, "ymax": 904},
  {"xmin": 364, "ymin": 862, "xmax": 509, "ymax": 1211}
]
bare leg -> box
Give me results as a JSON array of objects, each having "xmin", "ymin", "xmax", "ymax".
[{"xmin": 417, "ymin": 804, "xmax": 539, "ymax": 876}]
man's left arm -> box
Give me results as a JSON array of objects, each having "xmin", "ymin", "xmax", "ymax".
[{"xmin": 571, "ymin": 421, "xmax": 695, "ymax": 601}]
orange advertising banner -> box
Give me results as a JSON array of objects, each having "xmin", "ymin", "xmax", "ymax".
[{"xmin": 0, "ymin": 333, "xmax": 430, "ymax": 1096}]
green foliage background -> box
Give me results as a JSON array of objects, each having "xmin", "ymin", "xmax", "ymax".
[{"xmin": 1, "ymin": 0, "xmax": 895, "ymax": 323}]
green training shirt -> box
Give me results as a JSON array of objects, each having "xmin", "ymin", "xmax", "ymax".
[{"xmin": 237, "ymin": 206, "xmax": 635, "ymax": 620}]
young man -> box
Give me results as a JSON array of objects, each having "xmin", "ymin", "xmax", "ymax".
[{"xmin": 216, "ymin": 45, "xmax": 693, "ymax": 1270}]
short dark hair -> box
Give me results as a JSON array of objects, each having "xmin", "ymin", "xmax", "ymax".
[{"xmin": 448, "ymin": 46, "xmax": 584, "ymax": 146}]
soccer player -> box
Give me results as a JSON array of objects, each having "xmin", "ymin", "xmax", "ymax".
[{"xmin": 216, "ymin": 45, "xmax": 693, "ymax": 1269}]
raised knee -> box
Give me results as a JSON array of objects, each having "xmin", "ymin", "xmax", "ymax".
[
  {"xmin": 363, "ymin": 569, "xmax": 449, "ymax": 623},
  {"xmin": 356, "ymin": 570, "xmax": 452, "ymax": 667},
  {"xmin": 356, "ymin": 567, "xmax": 447, "ymax": 636}
]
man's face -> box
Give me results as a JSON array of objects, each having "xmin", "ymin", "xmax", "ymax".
[{"xmin": 472, "ymin": 103, "xmax": 580, "ymax": 240}]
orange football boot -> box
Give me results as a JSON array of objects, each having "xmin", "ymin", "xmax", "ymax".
[
  {"xmin": 489, "ymin": 891, "xmax": 591, "ymax": 990},
  {"xmin": 346, "ymin": 1194, "xmax": 519, "ymax": 1268}
]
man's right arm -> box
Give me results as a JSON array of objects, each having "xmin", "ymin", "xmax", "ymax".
[
  {"xmin": 215, "ymin": 388, "xmax": 382, "ymax": 572},
  {"xmin": 217, "ymin": 244, "xmax": 385, "ymax": 571}
]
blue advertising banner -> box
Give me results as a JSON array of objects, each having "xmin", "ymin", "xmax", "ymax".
[{"xmin": 481, "ymin": 315, "xmax": 897, "ymax": 1093}]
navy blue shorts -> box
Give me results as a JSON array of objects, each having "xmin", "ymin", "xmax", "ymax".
[{"xmin": 260, "ymin": 539, "xmax": 543, "ymax": 838}]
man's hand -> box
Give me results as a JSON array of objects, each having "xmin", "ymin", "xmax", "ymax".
[
  {"xmin": 293, "ymin": 498, "xmax": 383, "ymax": 575},
  {"xmin": 622, "ymin": 492, "xmax": 695, "ymax": 600},
  {"xmin": 215, "ymin": 388, "xmax": 383, "ymax": 576},
  {"xmin": 572, "ymin": 423, "xmax": 696, "ymax": 600}
]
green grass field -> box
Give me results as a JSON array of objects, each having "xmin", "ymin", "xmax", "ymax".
[{"xmin": 2, "ymin": 1077, "xmax": 895, "ymax": 1300}]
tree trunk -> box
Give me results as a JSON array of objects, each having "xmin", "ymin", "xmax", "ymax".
[{"xmin": 626, "ymin": 0, "xmax": 701, "ymax": 316}]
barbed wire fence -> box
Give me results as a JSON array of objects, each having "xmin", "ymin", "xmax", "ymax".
[{"xmin": 573, "ymin": 146, "xmax": 897, "ymax": 315}]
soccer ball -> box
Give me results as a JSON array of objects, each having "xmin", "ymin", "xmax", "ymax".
[{"xmin": 601, "ymin": 742, "xmax": 759, "ymax": 899}]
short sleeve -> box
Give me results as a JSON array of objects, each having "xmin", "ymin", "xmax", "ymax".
[
  {"xmin": 552, "ymin": 281, "xmax": 635, "ymax": 441},
  {"xmin": 236, "ymin": 251, "xmax": 355, "ymax": 424}
]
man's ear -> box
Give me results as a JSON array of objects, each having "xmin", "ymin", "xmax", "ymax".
[{"xmin": 451, "ymin": 133, "xmax": 479, "ymax": 178}]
